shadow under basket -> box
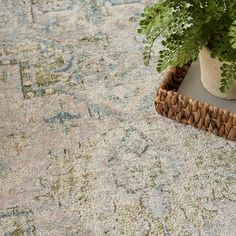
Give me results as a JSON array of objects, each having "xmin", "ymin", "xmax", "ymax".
[{"xmin": 155, "ymin": 63, "xmax": 236, "ymax": 141}]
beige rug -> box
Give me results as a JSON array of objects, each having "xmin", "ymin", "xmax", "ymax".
[{"xmin": 0, "ymin": 0, "xmax": 236, "ymax": 235}]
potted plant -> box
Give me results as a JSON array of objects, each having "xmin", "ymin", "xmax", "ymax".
[{"xmin": 138, "ymin": 0, "xmax": 236, "ymax": 99}]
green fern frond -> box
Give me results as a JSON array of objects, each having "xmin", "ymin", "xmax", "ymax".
[
  {"xmin": 229, "ymin": 21, "xmax": 236, "ymax": 49},
  {"xmin": 220, "ymin": 63, "xmax": 236, "ymax": 92},
  {"xmin": 138, "ymin": 0, "xmax": 236, "ymax": 92}
]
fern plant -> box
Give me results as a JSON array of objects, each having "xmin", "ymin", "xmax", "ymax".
[{"xmin": 138, "ymin": 0, "xmax": 236, "ymax": 92}]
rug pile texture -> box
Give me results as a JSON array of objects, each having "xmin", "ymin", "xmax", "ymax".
[{"xmin": 0, "ymin": 0, "xmax": 236, "ymax": 235}]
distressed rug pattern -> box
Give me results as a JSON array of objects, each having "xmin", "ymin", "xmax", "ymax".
[{"xmin": 0, "ymin": 0, "xmax": 236, "ymax": 235}]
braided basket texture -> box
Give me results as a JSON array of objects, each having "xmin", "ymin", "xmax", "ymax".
[{"xmin": 155, "ymin": 64, "xmax": 236, "ymax": 141}]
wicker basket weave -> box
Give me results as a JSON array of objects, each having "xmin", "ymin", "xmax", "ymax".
[{"xmin": 155, "ymin": 63, "xmax": 236, "ymax": 141}]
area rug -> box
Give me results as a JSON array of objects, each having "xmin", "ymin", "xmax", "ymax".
[{"xmin": 0, "ymin": 0, "xmax": 236, "ymax": 235}]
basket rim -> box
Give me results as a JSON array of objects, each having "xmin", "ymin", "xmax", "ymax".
[{"xmin": 155, "ymin": 64, "xmax": 236, "ymax": 141}]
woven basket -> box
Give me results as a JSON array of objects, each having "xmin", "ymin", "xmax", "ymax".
[{"xmin": 155, "ymin": 63, "xmax": 236, "ymax": 141}]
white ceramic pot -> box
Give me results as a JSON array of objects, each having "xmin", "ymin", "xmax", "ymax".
[{"xmin": 199, "ymin": 47, "xmax": 236, "ymax": 100}]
